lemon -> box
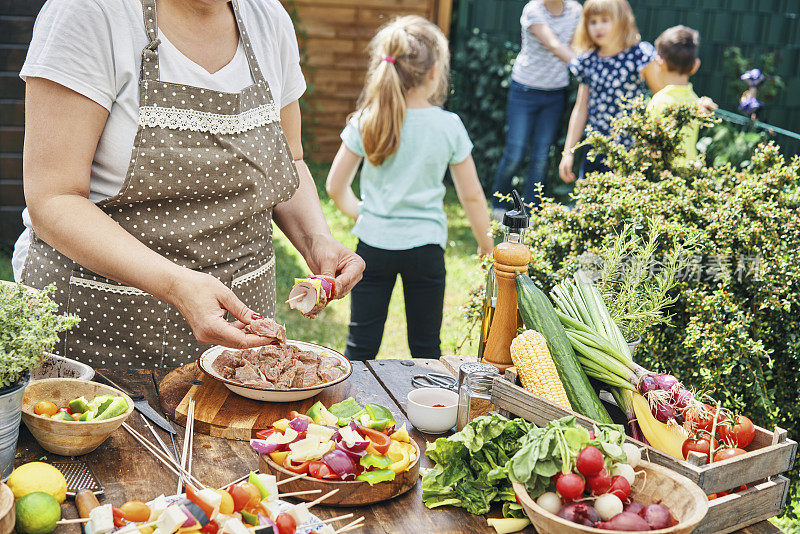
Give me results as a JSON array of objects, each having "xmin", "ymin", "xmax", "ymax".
[
  {"xmin": 6, "ymin": 462, "xmax": 67, "ymax": 503},
  {"xmin": 15, "ymin": 492, "xmax": 61, "ymax": 534}
]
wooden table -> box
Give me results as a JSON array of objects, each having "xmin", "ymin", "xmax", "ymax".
[{"xmin": 14, "ymin": 359, "xmax": 781, "ymax": 534}]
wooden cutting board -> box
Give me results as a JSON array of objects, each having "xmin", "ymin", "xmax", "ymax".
[{"xmin": 157, "ymin": 361, "xmax": 405, "ymax": 441}]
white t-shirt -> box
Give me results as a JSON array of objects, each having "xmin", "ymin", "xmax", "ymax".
[
  {"xmin": 12, "ymin": 0, "xmax": 306, "ymax": 281},
  {"xmin": 511, "ymin": 0, "xmax": 581, "ymax": 89}
]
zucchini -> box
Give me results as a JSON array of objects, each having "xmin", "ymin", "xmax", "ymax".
[{"xmin": 515, "ymin": 273, "xmax": 612, "ymax": 424}]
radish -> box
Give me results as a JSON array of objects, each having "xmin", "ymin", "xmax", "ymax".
[
  {"xmin": 609, "ymin": 476, "xmax": 631, "ymax": 501},
  {"xmin": 556, "ymin": 473, "xmax": 585, "ymax": 501},
  {"xmin": 535, "ymin": 492, "xmax": 562, "ymax": 515},
  {"xmin": 622, "ymin": 443, "xmax": 641, "ymax": 467},
  {"xmin": 557, "ymin": 502, "xmax": 599, "ymax": 527},
  {"xmin": 623, "ymin": 502, "xmax": 645, "ymax": 515},
  {"xmin": 576, "ymin": 446, "xmax": 604, "ymax": 477},
  {"xmin": 595, "ymin": 512, "xmax": 651, "ymax": 531},
  {"xmin": 585, "ymin": 468, "xmax": 612, "ymax": 495},
  {"xmin": 640, "ymin": 504, "xmax": 677, "ymax": 529},
  {"xmin": 594, "ymin": 493, "xmax": 623, "ymax": 521},
  {"xmin": 611, "ymin": 463, "xmax": 636, "ymax": 486}
]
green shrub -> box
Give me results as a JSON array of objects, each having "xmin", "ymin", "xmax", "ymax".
[
  {"xmin": 466, "ymin": 98, "xmax": 800, "ymax": 519},
  {"xmin": 449, "ymin": 29, "xmax": 518, "ymax": 186}
]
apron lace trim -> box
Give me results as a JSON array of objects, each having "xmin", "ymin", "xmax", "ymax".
[
  {"xmin": 139, "ymin": 102, "xmax": 280, "ymax": 135},
  {"xmin": 69, "ymin": 275, "xmax": 150, "ymax": 296},
  {"xmin": 231, "ymin": 256, "xmax": 275, "ymax": 287}
]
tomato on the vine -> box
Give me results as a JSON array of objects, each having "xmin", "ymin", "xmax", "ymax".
[
  {"xmin": 713, "ymin": 447, "xmax": 747, "ymax": 463},
  {"xmin": 716, "ymin": 415, "xmax": 755, "ymax": 448},
  {"xmin": 690, "ymin": 404, "xmax": 722, "ymax": 433},
  {"xmin": 682, "ymin": 435, "xmax": 717, "ymax": 463}
]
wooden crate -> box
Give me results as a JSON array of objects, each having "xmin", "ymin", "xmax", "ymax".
[{"xmin": 490, "ymin": 375, "xmax": 797, "ymax": 534}]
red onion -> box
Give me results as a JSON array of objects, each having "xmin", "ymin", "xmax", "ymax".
[
  {"xmin": 178, "ymin": 505, "xmax": 197, "ymax": 528},
  {"xmin": 672, "ymin": 388, "xmax": 693, "ymax": 409},
  {"xmin": 655, "ymin": 374, "xmax": 680, "ymax": 391},
  {"xmin": 652, "ymin": 402, "xmax": 677, "ymax": 423},
  {"xmin": 249, "ymin": 439, "xmax": 286, "ymax": 454},
  {"xmin": 288, "ymin": 416, "xmax": 310, "ymax": 433},
  {"xmin": 322, "ymin": 449, "xmax": 356, "ymax": 481},
  {"xmin": 557, "ymin": 503, "xmax": 600, "ymax": 527},
  {"xmin": 257, "ymin": 516, "xmax": 277, "ymax": 531},
  {"xmin": 637, "ymin": 374, "xmax": 659, "ymax": 395},
  {"xmin": 622, "ymin": 502, "xmax": 645, "ymax": 515},
  {"xmin": 348, "ymin": 420, "xmax": 363, "ymax": 434},
  {"xmin": 595, "ymin": 512, "xmax": 651, "ymax": 531},
  {"xmin": 640, "ymin": 504, "xmax": 677, "ymax": 529}
]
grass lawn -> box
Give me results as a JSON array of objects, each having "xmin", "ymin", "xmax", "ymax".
[{"xmin": 0, "ymin": 161, "xmax": 482, "ymax": 359}]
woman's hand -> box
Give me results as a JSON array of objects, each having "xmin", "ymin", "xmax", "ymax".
[
  {"xmin": 559, "ymin": 153, "xmax": 576, "ymax": 183},
  {"xmin": 167, "ymin": 268, "xmax": 270, "ymax": 349},
  {"xmin": 304, "ymin": 234, "xmax": 365, "ymax": 299}
]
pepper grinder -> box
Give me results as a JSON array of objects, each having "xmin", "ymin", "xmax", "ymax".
[{"xmin": 481, "ymin": 191, "xmax": 530, "ymax": 372}]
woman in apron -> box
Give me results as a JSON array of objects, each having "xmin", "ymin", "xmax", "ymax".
[{"xmin": 14, "ymin": 0, "xmax": 364, "ymax": 367}]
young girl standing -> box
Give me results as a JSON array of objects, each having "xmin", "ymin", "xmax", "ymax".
[
  {"xmin": 326, "ymin": 16, "xmax": 493, "ymax": 361},
  {"xmin": 558, "ymin": 0, "xmax": 663, "ymax": 182}
]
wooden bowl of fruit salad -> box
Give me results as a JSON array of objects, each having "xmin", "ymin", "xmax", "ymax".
[
  {"xmin": 254, "ymin": 399, "xmax": 421, "ymax": 506},
  {"xmin": 22, "ymin": 378, "xmax": 134, "ymax": 456}
]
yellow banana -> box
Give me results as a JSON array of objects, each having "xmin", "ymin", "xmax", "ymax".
[{"xmin": 630, "ymin": 391, "xmax": 687, "ymax": 459}]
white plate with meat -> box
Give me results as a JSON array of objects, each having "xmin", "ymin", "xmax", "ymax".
[{"xmin": 198, "ymin": 340, "xmax": 352, "ymax": 402}]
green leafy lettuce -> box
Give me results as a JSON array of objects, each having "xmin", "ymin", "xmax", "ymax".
[{"xmin": 422, "ymin": 414, "xmax": 535, "ymax": 517}]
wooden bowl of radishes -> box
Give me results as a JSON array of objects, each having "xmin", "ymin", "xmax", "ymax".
[{"xmin": 512, "ymin": 460, "xmax": 708, "ymax": 534}]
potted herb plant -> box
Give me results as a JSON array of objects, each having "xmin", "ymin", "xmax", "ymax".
[{"xmin": 0, "ymin": 282, "xmax": 78, "ymax": 480}]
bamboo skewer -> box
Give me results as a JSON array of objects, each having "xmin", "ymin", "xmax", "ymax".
[
  {"xmin": 285, "ymin": 293, "xmax": 304, "ymax": 304},
  {"xmin": 307, "ymin": 488, "xmax": 340, "ymax": 510},
  {"xmin": 177, "ymin": 399, "xmax": 195, "ymax": 495},
  {"xmin": 305, "ymin": 513, "xmax": 354, "ymax": 527},
  {"xmin": 142, "ymin": 413, "xmax": 177, "ymax": 463},
  {"xmin": 121, "ymin": 423, "xmax": 205, "ymax": 489},
  {"xmin": 57, "ymin": 519, "xmax": 88, "ymax": 525},
  {"xmin": 187, "ymin": 401, "xmax": 195, "ymax": 485},
  {"xmin": 334, "ymin": 517, "xmax": 365, "ymax": 533},
  {"xmin": 217, "ymin": 471, "xmax": 308, "ymax": 491},
  {"xmin": 275, "ymin": 489, "xmax": 322, "ymax": 498}
]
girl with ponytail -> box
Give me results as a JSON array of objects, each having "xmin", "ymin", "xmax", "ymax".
[{"xmin": 326, "ymin": 15, "xmax": 492, "ymax": 361}]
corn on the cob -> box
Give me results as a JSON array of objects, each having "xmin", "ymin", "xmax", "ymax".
[{"xmin": 510, "ymin": 330, "xmax": 573, "ymax": 410}]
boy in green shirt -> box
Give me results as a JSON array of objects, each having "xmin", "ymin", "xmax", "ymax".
[{"xmin": 647, "ymin": 26, "xmax": 715, "ymax": 159}]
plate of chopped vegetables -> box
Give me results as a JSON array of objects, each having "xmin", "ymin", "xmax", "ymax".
[{"xmin": 251, "ymin": 398, "xmax": 420, "ymax": 506}]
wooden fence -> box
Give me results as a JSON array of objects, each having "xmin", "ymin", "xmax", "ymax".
[{"xmin": 287, "ymin": 0, "xmax": 453, "ymax": 159}]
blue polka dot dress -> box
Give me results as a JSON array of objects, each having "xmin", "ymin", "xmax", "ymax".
[{"xmin": 569, "ymin": 42, "xmax": 655, "ymax": 142}]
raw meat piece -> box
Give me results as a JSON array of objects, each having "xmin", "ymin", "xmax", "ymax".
[
  {"xmin": 234, "ymin": 361, "xmax": 262, "ymax": 383},
  {"xmin": 244, "ymin": 317, "xmax": 286, "ymax": 344},
  {"xmin": 296, "ymin": 351, "xmax": 320, "ymax": 365},
  {"xmin": 275, "ymin": 361, "xmax": 300, "ymax": 389},
  {"xmin": 259, "ymin": 363, "xmax": 278, "ymax": 383},
  {"xmin": 212, "ymin": 350, "xmax": 243, "ymax": 375},
  {"xmin": 288, "ymin": 280, "xmax": 326, "ymax": 318},
  {"xmin": 318, "ymin": 365, "xmax": 344, "ymax": 383},
  {"xmin": 291, "ymin": 364, "xmax": 320, "ymax": 388}
]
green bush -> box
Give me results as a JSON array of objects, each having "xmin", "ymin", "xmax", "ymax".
[{"xmin": 467, "ymin": 98, "xmax": 800, "ymax": 519}]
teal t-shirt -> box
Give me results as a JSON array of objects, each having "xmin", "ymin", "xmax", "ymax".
[{"xmin": 341, "ymin": 106, "xmax": 473, "ymax": 250}]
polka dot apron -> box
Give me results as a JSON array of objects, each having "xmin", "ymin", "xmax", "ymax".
[{"xmin": 20, "ymin": 0, "xmax": 299, "ymax": 368}]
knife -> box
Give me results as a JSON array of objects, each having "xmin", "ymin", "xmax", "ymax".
[{"xmin": 94, "ymin": 370, "xmax": 176, "ymax": 435}]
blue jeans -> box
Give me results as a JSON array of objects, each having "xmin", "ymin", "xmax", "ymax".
[
  {"xmin": 491, "ymin": 80, "xmax": 566, "ymax": 210},
  {"xmin": 579, "ymin": 150, "xmax": 610, "ymax": 180}
]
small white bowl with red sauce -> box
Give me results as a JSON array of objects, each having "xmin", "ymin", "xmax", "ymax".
[{"xmin": 406, "ymin": 387, "xmax": 459, "ymax": 434}]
